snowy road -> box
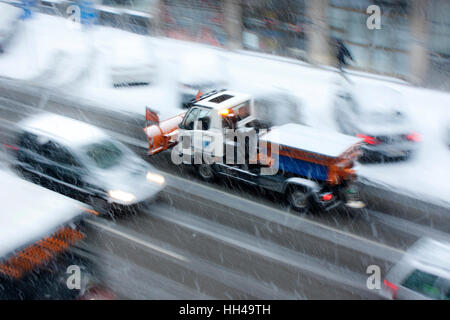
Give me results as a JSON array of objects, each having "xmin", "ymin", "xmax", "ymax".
[{"xmin": 0, "ymin": 90, "xmax": 449, "ymax": 299}]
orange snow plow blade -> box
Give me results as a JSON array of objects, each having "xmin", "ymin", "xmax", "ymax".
[{"xmin": 143, "ymin": 113, "xmax": 185, "ymax": 155}]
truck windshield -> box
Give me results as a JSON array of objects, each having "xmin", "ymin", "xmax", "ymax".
[{"xmin": 83, "ymin": 140, "xmax": 123, "ymax": 170}]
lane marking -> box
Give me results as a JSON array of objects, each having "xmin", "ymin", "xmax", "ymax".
[
  {"xmin": 149, "ymin": 205, "xmax": 379, "ymax": 295},
  {"xmin": 163, "ymin": 171, "xmax": 406, "ymax": 256},
  {"xmin": 85, "ymin": 219, "xmax": 189, "ymax": 263}
]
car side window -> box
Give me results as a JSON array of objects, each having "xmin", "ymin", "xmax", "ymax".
[
  {"xmin": 19, "ymin": 132, "xmax": 39, "ymax": 153},
  {"xmin": 402, "ymin": 269, "xmax": 443, "ymax": 299},
  {"xmin": 40, "ymin": 141, "xmax": 80, "ymax": 168},
  {"xmin": 182, "ymin": 108, "xmax": 200, "ymax": 130}
]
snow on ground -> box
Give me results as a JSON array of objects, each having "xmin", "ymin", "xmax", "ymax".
[
  {"xmin": 0, "ymin": 14, "xmax": 91, "ymax": 86},
  {"xmin": 0, "ymin": 13, "xmax": 449, "ymax": 207}
]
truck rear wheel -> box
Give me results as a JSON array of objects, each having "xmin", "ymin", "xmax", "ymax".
[
  {"xmin": 197, "ymin": 164, "xmax": 215, "ymax": 182},
  {"xmin": 287, "ymin": 186, "xmax": 310, "ymax": 213}
]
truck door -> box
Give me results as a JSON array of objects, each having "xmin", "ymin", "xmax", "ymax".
[
  {"xmin": 179, "ymin": 107, "xmax": 200, "ymax": 157},
  {"xmin": 193, "ymin": 107, "xmax": 223, "ymax": 161}
]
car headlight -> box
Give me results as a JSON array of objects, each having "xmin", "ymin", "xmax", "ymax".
[
  {"xmin": 108, "ymin": 190, "xmax": 136, "ymax": 203},
  {"xmin": 146, "ymin": 172, "xmax": 165, "ymax": 185}
]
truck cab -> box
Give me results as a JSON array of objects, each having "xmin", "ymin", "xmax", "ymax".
[{"xmin": 177, "ymin": 91, "xmax": 256, "ymax": 159}]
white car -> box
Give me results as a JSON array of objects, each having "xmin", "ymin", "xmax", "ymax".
[
  {"xmin": 12, "ymin": 113, "xmax": 166, "ymax": 215},
  {"xmin": 178, "ymin": 49, "xmax": 227, "ymax": 109},
  {"xmin": 0, "ymin": 2, "xmax": 22, "ymax": 53},
  {"xmin": 333, "ymin": 82, "xmax": 420, "ymax": 161},
  {"xmin": 109, "ymin": 37, "xmax": 157, "ymax": 87},
  {"xmin": 250, "ymin": 89, "xmax": 305, "ymax": 128},
  {"xmin": 382, "ymin": 238, "xmax": 450, "ymax": 300}
]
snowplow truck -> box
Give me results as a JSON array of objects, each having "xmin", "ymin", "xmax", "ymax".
[{"xmin": 144, "ymin": 90, "xmax": 365, "ymax": 213}]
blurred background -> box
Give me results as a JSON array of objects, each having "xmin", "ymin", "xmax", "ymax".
[{"xmin": 6, "ymin": 0, "xmax": 448, "ymax": 89}]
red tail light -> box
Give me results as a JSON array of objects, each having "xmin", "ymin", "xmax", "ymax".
[
  {"xmin": 384, "ymin": 279, "xmax": 398, "ymax": 299},
  {"xmin": 2, "ymin": 143, "xmax": 18, "ymax": 151},
  {"xmin": 406, "ymin": 132, "xmax": 421, "ymax": 142},
  {"xmin": 321, "ymin": 193, "xmax": 333, "ymax": 201},
  {"xmin": 356, "ymin": 134, "xmax": 380, "ymax": 145}
]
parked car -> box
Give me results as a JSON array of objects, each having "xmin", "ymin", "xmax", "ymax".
[
  {"xmin": 178, "ymin": 49, "xmax": 227, "ymax": 109},
  {"xmin": 11, "ymin": 113, "xmax": 166, "ymax": 215},
  {"xmin": 251, "ymin": 89, "xmax": 305, "ymax": 127},
  {"xmin": 382, "ymin": 238, "xmax": 450, "ymax": 300},
  {"xmin": 0, "ymin": 2, "xmax": 22, "ymax": 53},
  {"xmin": 333, "ymin": 83, "xmax": 420, "ymax": 161},
  {"xmin": 109, "ymin": 37, "xmax": 157, "ymax": 87}
]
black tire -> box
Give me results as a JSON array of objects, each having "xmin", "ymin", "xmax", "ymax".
[
  {"xmin": 196, "ymin": 164, "xmax": 215, "ymax": 182},
  {"xmin": 287, "ymin": 186, "xmax": 311, "ymax": 213}
]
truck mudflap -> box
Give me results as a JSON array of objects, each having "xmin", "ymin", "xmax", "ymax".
[
  {"xmin": 341, "ymin": 182, "xmax": 366, "ymax": 209},
  {"xmin": 143, "ymin": 112, "xmax": 185, "ymax": 156}
]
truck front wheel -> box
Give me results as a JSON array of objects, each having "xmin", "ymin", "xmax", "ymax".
[
  {"xmin": 287, "ymin": 186, "xmax": 310, "ymax": 213},
  {"xmin": 197, "ymin": 164, "xmax": 215, "ymax": 182}
]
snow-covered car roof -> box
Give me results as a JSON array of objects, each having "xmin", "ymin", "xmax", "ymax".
[
  {"xmin": 195, "ymin": 90, "xmax": 252, "ymax": 110},
  {"xmin": 261, "ymin": 123, "xmax": 362, "ymax": 158},
  {"xmin": 0, "ymin": 2, "xmax": 22, "ymax": 32},
  {"xmin": 401, "ymin": 238, "xmax": 450, "ymax": 278},
  {"xmin": 343, "ymin": 82, "xmax": 405, "ymax": 114},
  {"xmin": 109, "ymin": 35, "xmax": 155, "ymax": 69},
  {"xmin": 18, "ymin": 113, "xmax": 109, "ymax": 148},
  {"xmin": 0, "ymin": 169, "xmax": 86, "ymax": 259},
  {"xmin": 178, "ymin": 48, "xmax": 225, "ymax": 85}
]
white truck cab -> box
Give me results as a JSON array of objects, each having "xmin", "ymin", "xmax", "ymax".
[{"xmin": 178, "ymin": 90, "xmax": 257, "ymax": 158}]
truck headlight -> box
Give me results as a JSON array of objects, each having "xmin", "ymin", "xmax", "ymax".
[
  {"xmin": 146, "ymin": 172, "xmax": 165, "ymax": 185},
  {"xmin": 108, "ymin": 190, "xmax": 136, "ymax": 203}
]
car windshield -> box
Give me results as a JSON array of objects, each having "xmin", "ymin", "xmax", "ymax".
[{"xmin": 83, "ymin": 140, "xmax": 124, "ymax": 170}]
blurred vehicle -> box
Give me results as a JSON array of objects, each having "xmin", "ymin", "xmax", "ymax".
[
  {"xmin": 252, "ymin": 90, "xmax": 305, "ymax": 127},
  {"xmin": 0, "ymin": 166, "xmax": 112, "ymax": 299},
  {"xmin": 333, "ymin": 83, "xmax": 420, "ymax": 161},
  {"xmin": 382, "ymin": 238, "xmax": 450, "ymax": 300},
  {"xmin": 144, "ymin": 90, "xmax": 365, "ymax": 213},
  {"xmin": 178, "ymin": 49, "xmax": 227, "ymax": 109},
  {"xmin": 0, "ymin": 2, "xmax": 22, "ymax": 53},
  {"xmin": 11, "ymin": 114, "xmax": 165, "ymax": 215},
  {"xmin": 109, "ymin": 37, "xmax": 157, "ymax": 87}
]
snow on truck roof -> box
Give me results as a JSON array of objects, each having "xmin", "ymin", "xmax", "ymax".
[
  {"xmin": 195, "ymin": 91, "xmax": 252, "ymax": 109},
  {"xmin": 0, "ymin": 169, "xmax": 86, "ymax": 259},
  {"xmin": 261, "ymin": 123, "xmax": 362, "ymax": 158},
  {"xmin": 18, "ymin": 114, "xmax": 108, "ymax": 148}
]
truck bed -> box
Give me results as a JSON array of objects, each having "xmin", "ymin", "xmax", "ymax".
[{"xmin": 260, "ymin": 124, "xmax": 362, "ymax": 182}]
